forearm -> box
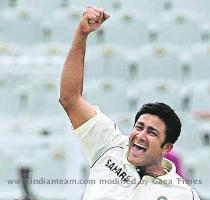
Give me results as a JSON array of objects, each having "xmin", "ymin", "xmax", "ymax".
[
  {"xmin": 59, "ymin": 6, "xmax": 109, "ymax": 127},
  {"xmin": 60, "ymin": 29, "xmax": 88, "ymax": 104}
]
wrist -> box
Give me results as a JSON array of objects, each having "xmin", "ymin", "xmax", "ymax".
[
  {"xmin": 76, "ymin": 28, "xmax": 90, "ymax": 37},
  {"xmin": 72, "ymin": 29, "xmax": 89, "ymax": 49}
]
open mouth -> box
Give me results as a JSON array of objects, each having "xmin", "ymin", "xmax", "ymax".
[{"xmin": 132, "ymin": 143, "xmax": 147, "ymax": 152}]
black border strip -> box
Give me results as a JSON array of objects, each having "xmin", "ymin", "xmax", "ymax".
[
  {"xmin": 190, "ymin": 188, "xmax": 195, "ymax": 200},
  {"xmin": 91, "ymin": 146, "xmax": 125, "ymax": 168}
]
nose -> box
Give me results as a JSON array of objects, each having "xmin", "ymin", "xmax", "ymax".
[{"xmin": 136, "ymin": 129, "xmax": 147, "ymax": 141}]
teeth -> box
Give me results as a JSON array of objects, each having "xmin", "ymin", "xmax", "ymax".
[
  {"xmin": 133, "ymin": 143, "xmax": 147, "ymax": 151},
  {"xmin": 134, "ymin": 143, "xmax": 146, "ymax": 148}
]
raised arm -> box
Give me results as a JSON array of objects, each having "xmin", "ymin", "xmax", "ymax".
[{"xmin": 59, "ymin": 6, "xmax": 110, "ymax": 129}]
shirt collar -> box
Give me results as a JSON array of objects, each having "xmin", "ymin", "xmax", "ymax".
[
  {"xmin": 123, "ymin": 146, "xmax": 174, "ymax": 179},
  {"xmin": 123, "ymin": 147, "xmax": 190, "ymax": 189}
]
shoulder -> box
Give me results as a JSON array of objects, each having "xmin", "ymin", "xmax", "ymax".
[
  {"xmin": 162, "ymin": 159, "xmax": 200, "ymax": 199},
  {"xmin": 168, "ymin": 173, "xmax": 200, "ymax": 199}
]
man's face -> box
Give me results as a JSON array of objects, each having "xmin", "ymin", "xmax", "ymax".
[{"xmin": 128, "ymin": 113, "xmax": 170, "ymax": 169}]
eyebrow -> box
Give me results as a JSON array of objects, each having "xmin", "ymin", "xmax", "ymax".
[{"xmin": 136, "ymin": 121, "xmax": 160, "ymax": 135}]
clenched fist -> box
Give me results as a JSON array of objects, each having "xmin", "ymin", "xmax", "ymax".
[{"xmin": 78, "ymin": 6, "xmax": 110, "ymax": 35}]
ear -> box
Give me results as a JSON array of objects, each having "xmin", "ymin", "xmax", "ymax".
[{"xmin": 162, "ymin": 143, "xmax": 173, "ymax": 156}]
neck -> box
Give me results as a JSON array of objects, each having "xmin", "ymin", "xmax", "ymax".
[{"xmin": 137, "ymin": 164, "xmax": 166, "ymax": 177}]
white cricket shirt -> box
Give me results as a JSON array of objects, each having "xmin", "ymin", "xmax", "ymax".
[{"xmin": 74, "ymin": 108, "xmax": 200, "ymax": 200}]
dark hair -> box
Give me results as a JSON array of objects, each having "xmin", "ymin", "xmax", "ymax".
[{"xmin": 134, "ymin": 102, "xmax": 181, "ymax": 146}]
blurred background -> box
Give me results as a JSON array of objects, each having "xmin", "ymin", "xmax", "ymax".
[{"xmin": 0, "ymin": 0, "xmax": 210, "ymax": 199}]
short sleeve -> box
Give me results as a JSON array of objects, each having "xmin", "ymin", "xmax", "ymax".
[{"xmin": 73, "ymin": 107, "xmax": 127, "ymax": 165}]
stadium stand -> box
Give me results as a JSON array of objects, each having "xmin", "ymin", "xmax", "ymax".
[
  {"xmin": 85, "ymin": 45, "xmax": 130, "ymax": 81},
  {"xmin": 0, "ymin": 7, "xmax": 43, "ymax": 45},
  {"xmin": 169, "ymin": 0, "xmax": 210, "ymax": 20},
  {"xmin": 126, "ymin": 43, "xmax": 184, "ymax": 81},
  {"xmin": 154, "ymin": 9, "xmax": 204, "ymax": 47},
  {"xmin": 84, "ymin": 79, "xmax": 129, "ymax": 114},
  {"xmin": 102, "ymin": 9, "xmax": 151, "ymax": 47},
  {"xmin": 181, "ymin": 44, "xmax": 210, "ymax": 80},
  {"xmin": 0, "ymin": 0, "xmax": 210, "ymax": 199}
]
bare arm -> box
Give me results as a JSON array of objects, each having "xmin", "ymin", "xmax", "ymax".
[{"xmin": 59, "ymin": 6, "xmax": 110, "ymax": 129}]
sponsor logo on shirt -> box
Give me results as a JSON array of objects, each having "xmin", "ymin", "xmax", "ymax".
[{"xmin": 105, "ymin": 159, "xmax": 132, "ymax": 183}]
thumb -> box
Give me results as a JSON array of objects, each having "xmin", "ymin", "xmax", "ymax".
[{"xmin": 102, "ymin": 11, "xmax": 110, "ymax": 23}]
